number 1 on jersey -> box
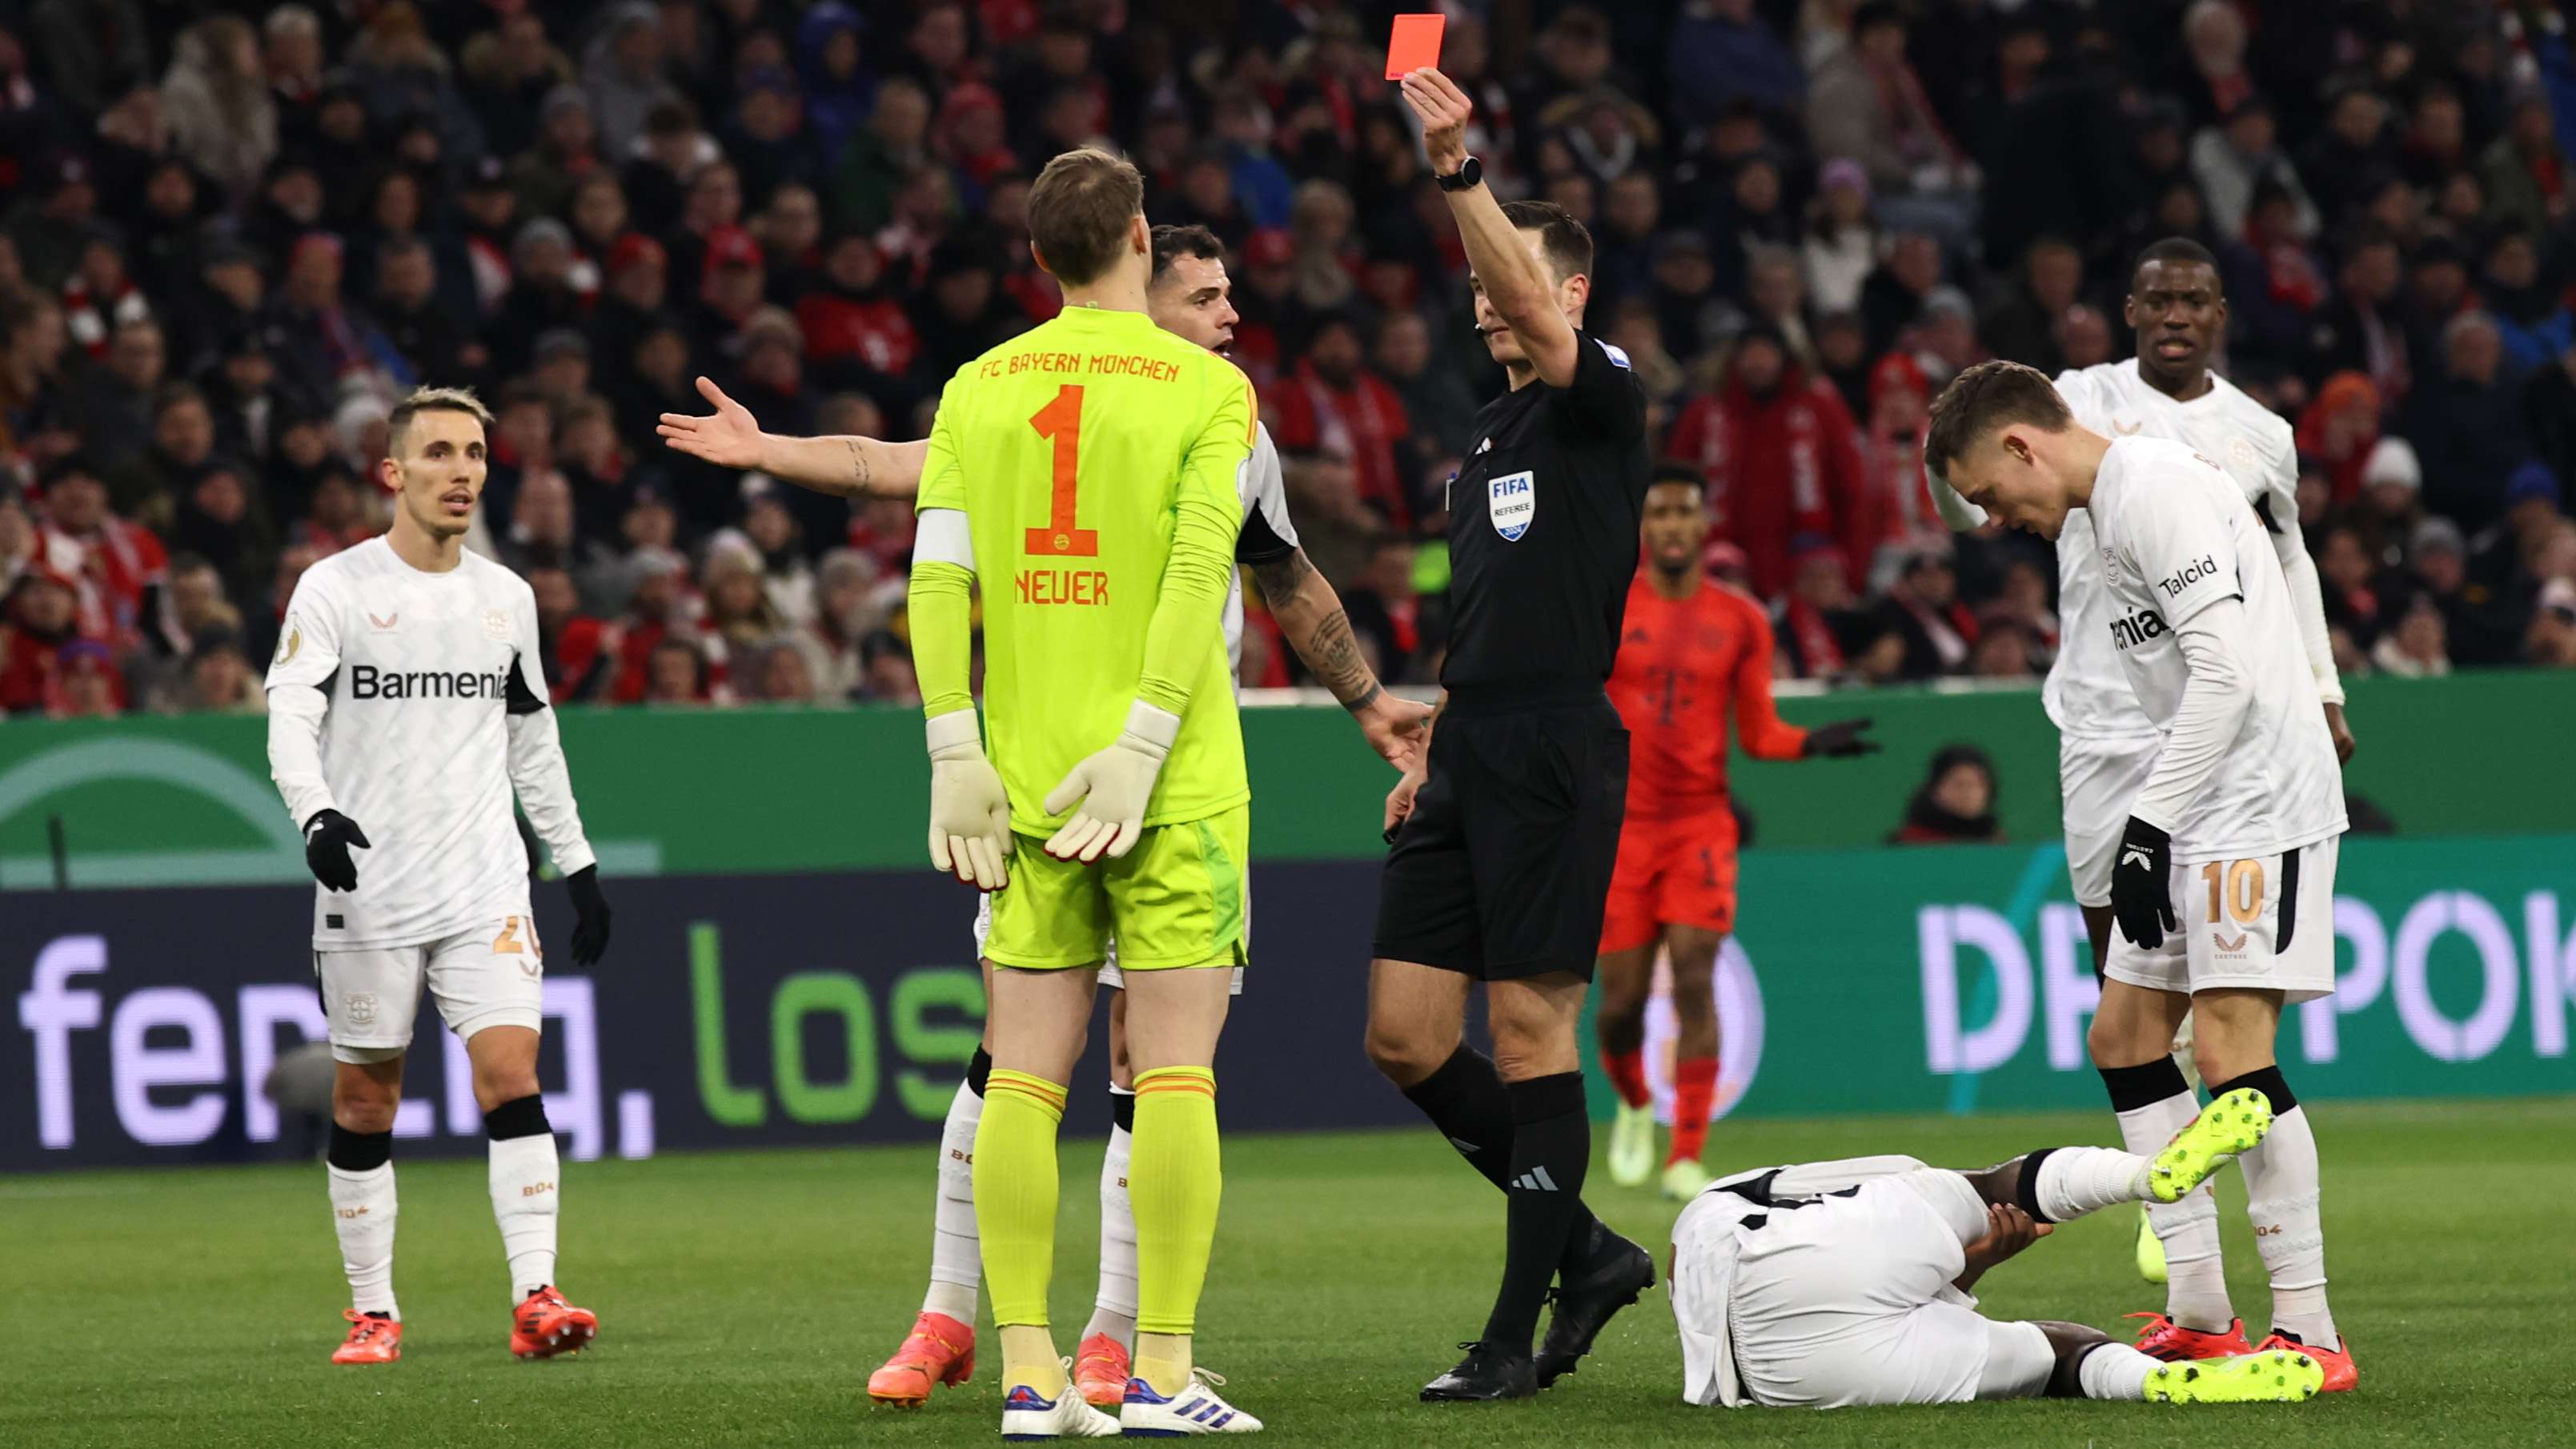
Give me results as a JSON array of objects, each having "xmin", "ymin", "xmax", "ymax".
[{"xmin": 1025, "ymin": 383, "xmax": 1098, "ymax": 557}]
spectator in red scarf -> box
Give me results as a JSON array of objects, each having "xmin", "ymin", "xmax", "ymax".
[
  {"xmin": 610, "ymin": 552, "xmax": 691, "ymax": 704},
  {"xmin": 1, "ymin": 572, "xmax": 84, "ymax": 713},
  {"xmin": 1269, "ymin": 313, "xmax": 1414, "ymax": 528},
  {"xmin": 1848, "ymin": 350, "xmax": 1938, "ymax": 580},
  {"xmin": 2172, "ymin": 0, "xmax": 2256, "ymax": 132},
  {"xmin": 1774, "ymin": 537, "xmax": 1857, "ymax": 680},
  {"xmin": 798, "ymin": 232, "xmax": 920, "ymax": 384},
  {"xmin": 34, "ymin": 456, "xmax": 165, "ymax": 648},
  {"xmin": 1665, "ymin": 324, "xmax": 1868, "ymax": 600},
  {"xmin": 2294, "ymin": 371, "xmax": 2383, "ymax": 504},
  {"xmin": 47, "ymin": 636, "xmax": 125, "ymax": 717},
  {"xmin": 1875, "ymin": 544, "xmax": 1978, "ymax": 680},
  {"xmin": 1807, "ymin": 4, "xmax": 1977, "ymax": 261},
  {"xmin": 937, "ymin": 82, "xmax": 1020, "ymax": 199},
  {"xmin": 62, "ymin": 235, "xmax": 151, "ymax": 363},
  {"xmin": 2219, "ymin": 179, "xmax": 2325, "ymax": 368}
]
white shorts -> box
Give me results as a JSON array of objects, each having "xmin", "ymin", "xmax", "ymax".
[
  {"xmin": 2059, "ymin": 734, "xmax": 2162, "ymax": 908},
  {"xmin": 317, "ymin": 913, "xmax": 545, "ymax": 1064},
  {"xmin": 1722, "ymin": 1170, "xmax": 2055, "ymax": 1408},
  {"xmin": 969, "ymin": 894, "xmax": 1247, "ymax": 994},
  {"xmin": 2105, "ymin": 834, "xmax": 2340, "ymax": 1005}
]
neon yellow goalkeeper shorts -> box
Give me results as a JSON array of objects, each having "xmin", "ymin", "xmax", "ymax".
[{"xmin": 984, "ymin": 805, "xmax": 1249, "ymax": 972}]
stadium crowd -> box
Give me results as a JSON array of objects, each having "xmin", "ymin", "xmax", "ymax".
[{"xmin": 3, "ymin": 0, "xmax": 2575, "ymax": 719}]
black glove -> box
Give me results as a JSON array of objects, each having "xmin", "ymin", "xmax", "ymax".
[
  {"xmin": 2110, "ymin": 817, "xmax": 2177, "ymax": 949},
  {"xmin": 303, "ymin": 810, "xmax": 370, "ymax": 893},
  {"xmin": 566, "ymin": 865, "xmax": 612, "ymax": 965},
  {"xmin": 1802, "ymin": 717, "xmax": 1880, "ymax": 758}
]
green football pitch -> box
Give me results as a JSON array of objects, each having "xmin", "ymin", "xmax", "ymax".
[{"xmin": 6, "ymin": 1098, "xmax": 2570, "ymax": 1448}]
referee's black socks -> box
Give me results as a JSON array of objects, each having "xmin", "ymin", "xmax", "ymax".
[
  {"xmin": 1482, "ymin": 1071, "xmax": 1591, "ymax": 1349},
  {"xmin": 1401, "ymin": 1046, "xmax": 1611, "ymax": 1283}
]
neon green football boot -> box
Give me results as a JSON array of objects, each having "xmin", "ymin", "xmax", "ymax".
[
  {"xmin": 2149, "ymin": 1088, "xmax": 2273, "ymax": 1204},
  {"xmin": 2144, "ymin": 1349, "xmax": 2325, "ymax": 1403},
  {"xmin": 1607, "ymin": 1102, "xmax": 1656, "ymax": 1188},
  {"xmin": 2136, "ymin": 1205, "xmax": 2168, "ymax": 1283}
]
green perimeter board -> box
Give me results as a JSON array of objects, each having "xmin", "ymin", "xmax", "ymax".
[{"xmin": 1, "ymin": 672, "xmax": 2570, "ymax": 889}]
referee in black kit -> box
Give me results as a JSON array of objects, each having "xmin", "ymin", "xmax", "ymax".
[{"xmin": 1364, "ymin": 66, "xmax": 1656, "ymax": 1403}]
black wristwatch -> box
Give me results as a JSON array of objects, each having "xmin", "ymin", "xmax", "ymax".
[{"xmin": 1435, "ymin": 155, "xmax": 1483, "ymax": 193}]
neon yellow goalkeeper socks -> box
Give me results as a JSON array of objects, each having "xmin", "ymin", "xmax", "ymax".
[
  {"xmin": 1130, "ymin": 1064, "xmax": 1221, "ymax": 1391},
  {"xmin": 975, "ymin": 1068, "xmax": 1066, "ymax": 1391}
]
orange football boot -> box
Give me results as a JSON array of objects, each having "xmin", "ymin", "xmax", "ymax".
[
  {"xmin": 511, "ymin": 1285, "xmax": 599, "ymax": 1359},
  {"xmin": 2127, "ymin": 1311, "xmax": 2254, "ymax": 1360},
  {"xmin": 867, "ymin": 1311, "xmax": 975, "ymax": 1407},
  {"xmin": 331, "ymin": 1310, "xmax": 402, "ymax": 1364},
  {"xmin": 2257, "ymin": 1331, "xmax": 2357, "ymax": 1391},
  {"xmin": 1072, "ymin": 1333, "xmax": 1131, "ymax": 1410}
]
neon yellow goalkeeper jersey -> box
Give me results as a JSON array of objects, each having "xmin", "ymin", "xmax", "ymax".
[{"xmin": 917, "ymin": 304, "xmax": 1258, "ymax": 832}]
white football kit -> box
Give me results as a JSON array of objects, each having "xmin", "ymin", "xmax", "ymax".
[
  {"xmin": 1671, "ymin": 1158, "xmax": 2059, "ymax": 1409},
  {"xmin": 967, "ymin": 423, "xmax": 1299, "ymax": 989},
  {"xmin": 267, "ymin": 537, "xmax": 596, "ymax": 1062},
  {"xmin": 2088, "ymin": 438, "xmax": 2347, "ymax": 1001},
  {"xmin": 1932, "ymin": 360, "xmax": 2341, "ymax": 907}
]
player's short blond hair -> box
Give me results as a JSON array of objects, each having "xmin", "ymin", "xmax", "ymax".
[
  {"xmin": 1027, "ymin": 147, "xmax": 1144, "ymax": 287},
  {"xmin": 386, "ymin": 385, "xmax": 495, "ymax": 459}
]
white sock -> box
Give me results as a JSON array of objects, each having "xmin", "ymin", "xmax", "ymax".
[
  {"xmin": 488, "ymin": 1132, "xmax": 560, "ymax": 1301},
  {"xmin": 2077, "ymin": 1342, "xmax": 2159, "ymax": 1401},
  {"xmin": 2031, "ymin": 1146, "xmax": 2155, "ymax": 1221},
  {"xmin": 1085, "ymin": 1091, "xmax": 1139, "ymax": 1347},
  {"xmin": 922, "ymin": 1077, "xmax": 981, "ymax": 1323},
  {"xmin": 2117, "ymin": 1090, "xmax": 2233, "ymax": 1332},
  {"xmin": 327, "ymin": 1162, "xmax": 399, "ymax": 1320},
  {"xmin": 2238, "ymin": 1105, "xmax": 2336, "ymax": 1344}
]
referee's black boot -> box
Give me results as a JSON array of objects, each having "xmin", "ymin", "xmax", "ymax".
[
  {"xmin": 1420, "ymin": 1340, "xmax": 1538, "ymax": 1402},
  {"xmin": 1535, "ymin": 1229, "xmax": 1658, "ymax": 1387}
]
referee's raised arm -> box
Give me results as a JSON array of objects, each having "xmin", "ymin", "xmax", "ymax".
[
  {"xmin": 1399, "ymin": 66, "xmax": 1580, "ymax": 387},
  {"xmin": 1362, "ymin": 66, "xmax": 1657, "ymax": 1407}
]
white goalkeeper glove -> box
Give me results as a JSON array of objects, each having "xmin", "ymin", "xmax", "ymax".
[
  {"xmin": 925, "ymin": 711, "xmax": 1013, "ymax": 890},
  {"xmin": 1042, "ymin": 700, "xmax": 1181, "ymax": 863}
]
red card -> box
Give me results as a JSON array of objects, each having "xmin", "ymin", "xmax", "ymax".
[{"xmin": 1386, "ymin": 13, "xmax": 1446, "ymax": 80}]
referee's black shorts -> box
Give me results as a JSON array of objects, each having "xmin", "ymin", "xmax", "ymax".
[{"xmin": 1371, "ymin": 684, "xmax": 1629, "ymax": 981}]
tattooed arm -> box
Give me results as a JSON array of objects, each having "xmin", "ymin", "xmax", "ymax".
[
  {"xmin": 1250, "ymin": 546, "xmax": 1433, "ymax": 770},
  {"xmin": 657, "ymin": 375, "xmax": 926, "ymax": 498}
]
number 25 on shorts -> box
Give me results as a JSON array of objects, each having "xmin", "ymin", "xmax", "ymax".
[{"xmin": 1025, "ymin": 384, "xmax": 1097, "ymax": 557}]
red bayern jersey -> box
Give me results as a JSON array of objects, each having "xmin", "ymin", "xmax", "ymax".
[{"xmin": 1607, "ymin": 571, "xmax": 1808, "ymax": 821}]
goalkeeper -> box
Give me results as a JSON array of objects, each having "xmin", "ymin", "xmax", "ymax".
[{"xmin": 906, "ymin": 147, "xmax": 1262, "ymax": 1441}]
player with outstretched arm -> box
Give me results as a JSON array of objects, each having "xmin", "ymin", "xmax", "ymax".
[
  {"xmin": 1596, "ymin": 462, "xmax": 1877, "ymax": 1202},
  {"xmin": 1360, "ymin": 68, "xmax": 1656, "ymax": 1403},
  {"xmin": 661, "ymin": 224, "xmax": 1428, "ymax": 1414},
  {"xmin": 1924, "ymin": 237, "xmax": 2354, "ymax": 1315},
  {"xmin": 266, "ymin": 386, "xmax": 612, "ymax": 1366},
  {"xmin": 1924, "ymin": 360, "xmax": 2356, "ymax": 1391}
]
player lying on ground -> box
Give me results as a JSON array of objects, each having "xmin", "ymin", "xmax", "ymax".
[
  {"xmin": 1595, "ymin": 462, "xmax": 1875, "ymax": 1201},
  {"xmin": 905, "ymin": 148, "xmax": 1265, "ymax": 1439},
  {"xmin": 1924, "ymin": 237, "xmax": 2354, "ymax": 1298},
  {"xmin": 663, "ymin": 225, "xmax": 1429, "ymax": 1412},
  {"xmin": 1926, "ymin": 360, "xmax": 2356, "ymax": 1391},
  {"xmin": 1671, "ymin": 1089, "xmax": 2325, "ymax": 1408},
  {"xmin": 266, "ymin": 386, "xmax": 613, "ymax": 1365}
]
